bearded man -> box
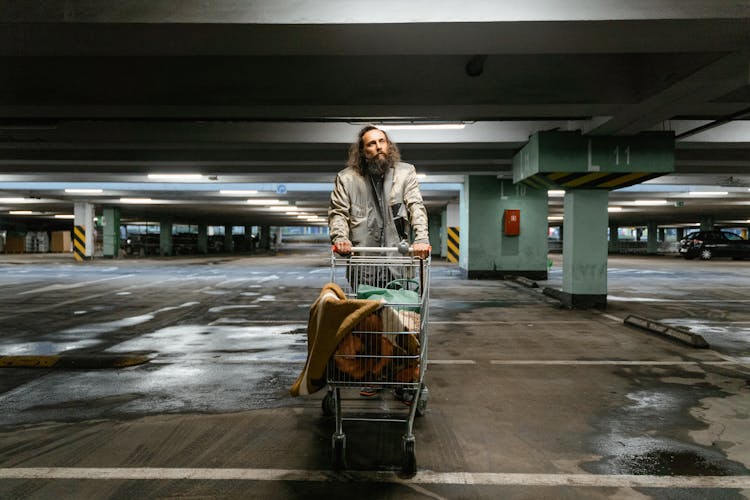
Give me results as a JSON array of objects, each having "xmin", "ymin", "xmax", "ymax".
[{"xmin": 328, "ymin": 125, "xmax": 431, "ymax": 259}]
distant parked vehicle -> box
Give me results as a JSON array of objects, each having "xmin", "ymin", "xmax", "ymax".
[{"xmin": 679, "ymin": 230, "xmax": 750, "ymax": 260}]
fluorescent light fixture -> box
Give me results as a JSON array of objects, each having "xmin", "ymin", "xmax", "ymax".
[
  {"xmin": 547, "ymin": 215, "xmax": 564, "ymax": 221},
  {"xmin": 65, "ymin": 188, "xmax": 103, "ymax": 194},
  {"xmin": 54, "ymin": 214, "xmax": 75, "ymax": 219},
  {"xmin": 633, "ymin": 200, "xmax": 668, "ymax": 206},
  {"xmin": 269, "ymin": 205, "xmax": 298, "ymax": 211},
  {"xmin": 608, "ymin": 206, "xmax": 622, "ymax": 212},
  {"xmin": 0, "ymin": 197, "xmax": 32, "ymax": 203},
  {"xmin": 120, "ymin": 198, "xmax": 154, "ymax": 204},
  {"xmin": 220, "ymin": 190, "xmax": 258, "ymax": 195},
  {"xmin": 379, "ymin": 123, "xmax": 465, "ymax": 131},
  {"xmin": 687, "ymin": 191, "xmax": 728, "ymax": 196},
  {"xmin": 548, "ymin": 190, "xmax": 565, "ymax": 197},
  {"xmin": 247, "ymin": 199, "xmax": 286, "ymax": 205},
  {"xmin": 9, "ymin": 210, "xmax": 34, "ymax": 215},
  {"xmin": 416, "ymin": 173, "xmax": 427, "ymax": 179},
  {"xmin": 147, "ymin": 173, "xmax": 203, "ymax": 181},
  {"xmin": 289, "ymin": 211, "xmax": 309, "ymax": 216}
]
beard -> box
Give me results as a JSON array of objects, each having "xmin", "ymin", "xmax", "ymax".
[{"xmin": 365, "ymin": 152, "xmax": 394, "ymax": 176}]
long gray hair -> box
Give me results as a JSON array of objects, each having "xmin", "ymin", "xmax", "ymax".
[{"xmin": 346, "ymin": 125, "xmax": 401, "ymax": 174}]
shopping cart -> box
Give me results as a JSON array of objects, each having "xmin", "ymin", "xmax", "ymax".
[{"xmin": 321, "ymin": 245, "xmax": 430, "ymax": 475}]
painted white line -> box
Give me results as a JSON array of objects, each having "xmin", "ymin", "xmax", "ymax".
[
  {"xmin": 1, "ymin": 468, "xmax": 749, "ymax": 489},
  {"xmin": 431, "ymin": 321, "xmax": 591, "ymax": 325},
  {"xmin": 608, "ymin": 296, "xmax": 750, "ymax": 303},
  {"xmin": 19, "ymin": 274, "xmax": 135, "ymax": 295},
  {"xmin": 490, "ymin": 360, "xmax": 738, "ymax": 366},
  {"xmin": 600, "ymin": 313, "xmax": 623, "ymax": 323},
  {"xmin": 428, "ymin": 359, "xmax": 476, "ymax": 365}
]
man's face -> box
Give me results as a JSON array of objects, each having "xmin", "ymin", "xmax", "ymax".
[{"xmin": 362, "ymin": 129, "xmax": 389, "ymax": 161}]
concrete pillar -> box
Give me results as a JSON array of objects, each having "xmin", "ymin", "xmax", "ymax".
[
  {"xmin": 101, "ymin": 206, "xmax": 121, "ymax": 258},
  {"xmin": 608, "ymin": 223, "xmax": 619, "ymax": 253},
  {"xmin": 224, "ymin": 225, "xmax": 234, "ymax": 253},
  {"xmin": 428, "ymin": 213, "xmax": 442, "ymax": 257},
  {"xmin": 197, "ymin": 225, "xmax": 208, "ymax": 254},
  {"xmin": 676, "ymin": 227, "xmax": 685, "ymax": 240},
  {"xmin": 658, "ymin": 227, "xmax": 666, "ymax": 242},
  {"xmin": 460, "ymin": 176, "xmax": 548, "ymax": 279},
  {"xmin": 561, "ymin": 189, "xmax": 608, "ymax": 309},
  {"xmin": 700, "ymin": 216, "xmax": 714, "ymax": 231},
  {"xmin": 260, "ymin": 225, "xmax": 270, "ymax": 250},
  {"xmin": 73, "ymin": 201, "xmax": 95, "ymax": 258},
  {"xmin": 440, "ymin": 208, "xmax": 448, "ymax": 259},
  {"xmin": 647, "ymin": 221, "xmax": 658, "ymax": 254},
  {"xmin": 160, "ymin": 218, "xmax": 173, "ymax": 256}
]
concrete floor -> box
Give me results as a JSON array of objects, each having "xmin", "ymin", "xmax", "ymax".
[{"xmin": 0, "ymin": 247, "xmax": 749, "ymax": 499}]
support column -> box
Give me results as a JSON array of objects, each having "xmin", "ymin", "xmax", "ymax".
[
  {"xmin": 676, "ymin": 227, "xmax": 685, "ymax": 240},
  {"xmin": 608, "ymin": 223, "xmax": 619, "ymax": 253},
  {"xmin": 197, "ymin": 225, "xmax": 208, "ymax": 254},
  {"xmin": 561, "ymin": 189, "xmax": 608, "ymax": 309},
  {"xmin": 244, "ymin": 225, "xmax": 256, "ymax": 252},
  {"xmin": 460, "ymin": 176, "xmax": 548, "ymax": 279},
  {"xmin": 224, "ymin": 225, "xmax": 234, "ymax": 253},
  {"xmin": 260, "ymin": 225, "xmax": 270, "ymax": 250},
  {"xmin": 440, "ymin": 208, "xmax": 448, "ymax": 259},
  {"xmin": 647, "ymin": 221, "xmax": 658, "ymax": 254},
  {"xmin": 101, "ymin": 206, "xmax": 121, "ymax": 258},
  {"xmin": 700, "ymin": 216, "xmax": 714, "ymax": 231},
  {"xmin": 73, "ymin": 202, "xmax": 95, "ymax": 261},
  {"xmin": 428, "ymin": 213, "xmax": 442, "ymax": 257},
  {"xmin": 160, "ymin": 218, "xmax": 173, "ymax": 256}
]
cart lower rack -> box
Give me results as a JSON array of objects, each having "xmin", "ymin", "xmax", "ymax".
[{"xmin": 323, "ymin": 247, "xmax": 430, "ymax": 474}]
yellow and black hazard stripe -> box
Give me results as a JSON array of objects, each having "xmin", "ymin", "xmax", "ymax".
[
  {"xmin": 73, "ymin": 225, "xmax": 86, "ymax": 261},
  {"xmin": 521, "ymin": 172, "xmax": 663, "ymax": 190},
  {"xmin": 447, "ymin": 226, "xmax": 460, "ymax": 263}
]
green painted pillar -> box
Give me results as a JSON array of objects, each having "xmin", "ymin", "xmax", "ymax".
[
  {"xmin": 101, "ymin": 206, "xmax": 121, "ymax": 258},
  {"xmin": 440, "ymin": 208, "xmax": 448, "ymax": 259},
  {"xmin": 647, "ymin": 221, "xmax": 658, "ymax": 254},
  {"xmin": 428, "ymin": 213, "xmax": 442, "ymax": 257},
  {"xmin": 561, "ymin": 189, "xmax": 608, "ymax": 309},
  {"xmin": 461, "ymin": 176, "xmax": 548, "ymax": 279},
  {"xmin": 608, "ymin": 223, "xmax": 619, "ymax": 253},
  {"xmin": 159, "ymin": 218, "xmax": 173, "ymax": 256},
  {"xmin": 197, "ymin": 225, "xmax": 208, "ymax": 254}
]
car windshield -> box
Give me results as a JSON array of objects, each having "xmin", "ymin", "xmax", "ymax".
[{"xmin": 723, "ymin": 232, "xmax": 744, "ymax": 241}]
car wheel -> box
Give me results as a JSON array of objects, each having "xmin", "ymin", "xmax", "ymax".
[{"xmin": 700, "ymin": 248, "xmax": 713, "ymax": 260}]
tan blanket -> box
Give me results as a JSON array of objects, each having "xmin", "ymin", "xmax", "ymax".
[{"xmin": 289, "ymin": 282, "xmax": 382, "ymax": 396}]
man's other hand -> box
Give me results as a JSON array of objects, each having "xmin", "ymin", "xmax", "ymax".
[
  {"xmin": 412, "ymin": 242, "xmax": 431, "ymax": 259},
  {"xmin": 333, "ymin": 239, "xmax": 352, "ymax": 255}
]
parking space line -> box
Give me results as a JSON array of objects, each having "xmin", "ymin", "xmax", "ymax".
[
  {"xmin": 1, "ymin": 468, "xmax": 749, "ymax": 489},
  {"xmin": 490, "ymin": 360, "xmax": 738, "ymax": 366}
]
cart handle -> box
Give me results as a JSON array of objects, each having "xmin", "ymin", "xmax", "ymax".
[{"xmin": 332, "ymin": 242, "xmax": 411, "ymax": 255}]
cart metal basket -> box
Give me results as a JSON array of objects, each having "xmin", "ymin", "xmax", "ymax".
[{"xmin": 322, "ymin": 247, "xmax": 430, "ymax": 474}]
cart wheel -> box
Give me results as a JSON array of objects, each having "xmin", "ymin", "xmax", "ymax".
[
  {"xmin": 321, "ymin": 391, "xmax": 335, "ymax": 416},
  {"xmin": 415, "ymin": 386, "xmax": 429, "ymax": 417},
  {"xmin": 401, "ymin": 436, "xmax": 417, "ymax": 476},
  {"xmin": 332, "ymin": 433, "xmax": 347, "ymax": 471}
]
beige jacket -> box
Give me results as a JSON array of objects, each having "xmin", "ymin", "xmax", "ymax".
[{"xmin": 328, "ymin": 161, "xmax": 429, "ymax": 248}]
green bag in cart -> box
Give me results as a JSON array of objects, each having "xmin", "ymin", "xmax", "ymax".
[{"xmin": 356, "ymin": 279, "xmax": 420, "ymax": 311}]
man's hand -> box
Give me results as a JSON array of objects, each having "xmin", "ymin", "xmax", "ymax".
[
  {"xmin": 412, "ymin": 242, "xmax": 431, "ymax": 259},
  {"xmin": 333, "ymin": 239, "xmax": 352, "ymax": 255}
]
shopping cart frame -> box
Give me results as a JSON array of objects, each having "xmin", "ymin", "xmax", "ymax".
[{"xmin": 322, "ymin": 246, "xmax": 430, "ymax": 475}]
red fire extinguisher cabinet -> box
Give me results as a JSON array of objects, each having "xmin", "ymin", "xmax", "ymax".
[{"xmin": 504, "ymin": 209, "xmax": 520, "ymax": 236}]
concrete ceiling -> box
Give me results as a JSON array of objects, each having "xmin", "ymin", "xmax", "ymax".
[{"xmin": 1, "ymin": 1, "xmax": 749, "ymax": 230}]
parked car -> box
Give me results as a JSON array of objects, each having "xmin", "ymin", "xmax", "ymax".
[{"xmin": 679, "ymin": 230, "xmax": 750, "ymax": 260}]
